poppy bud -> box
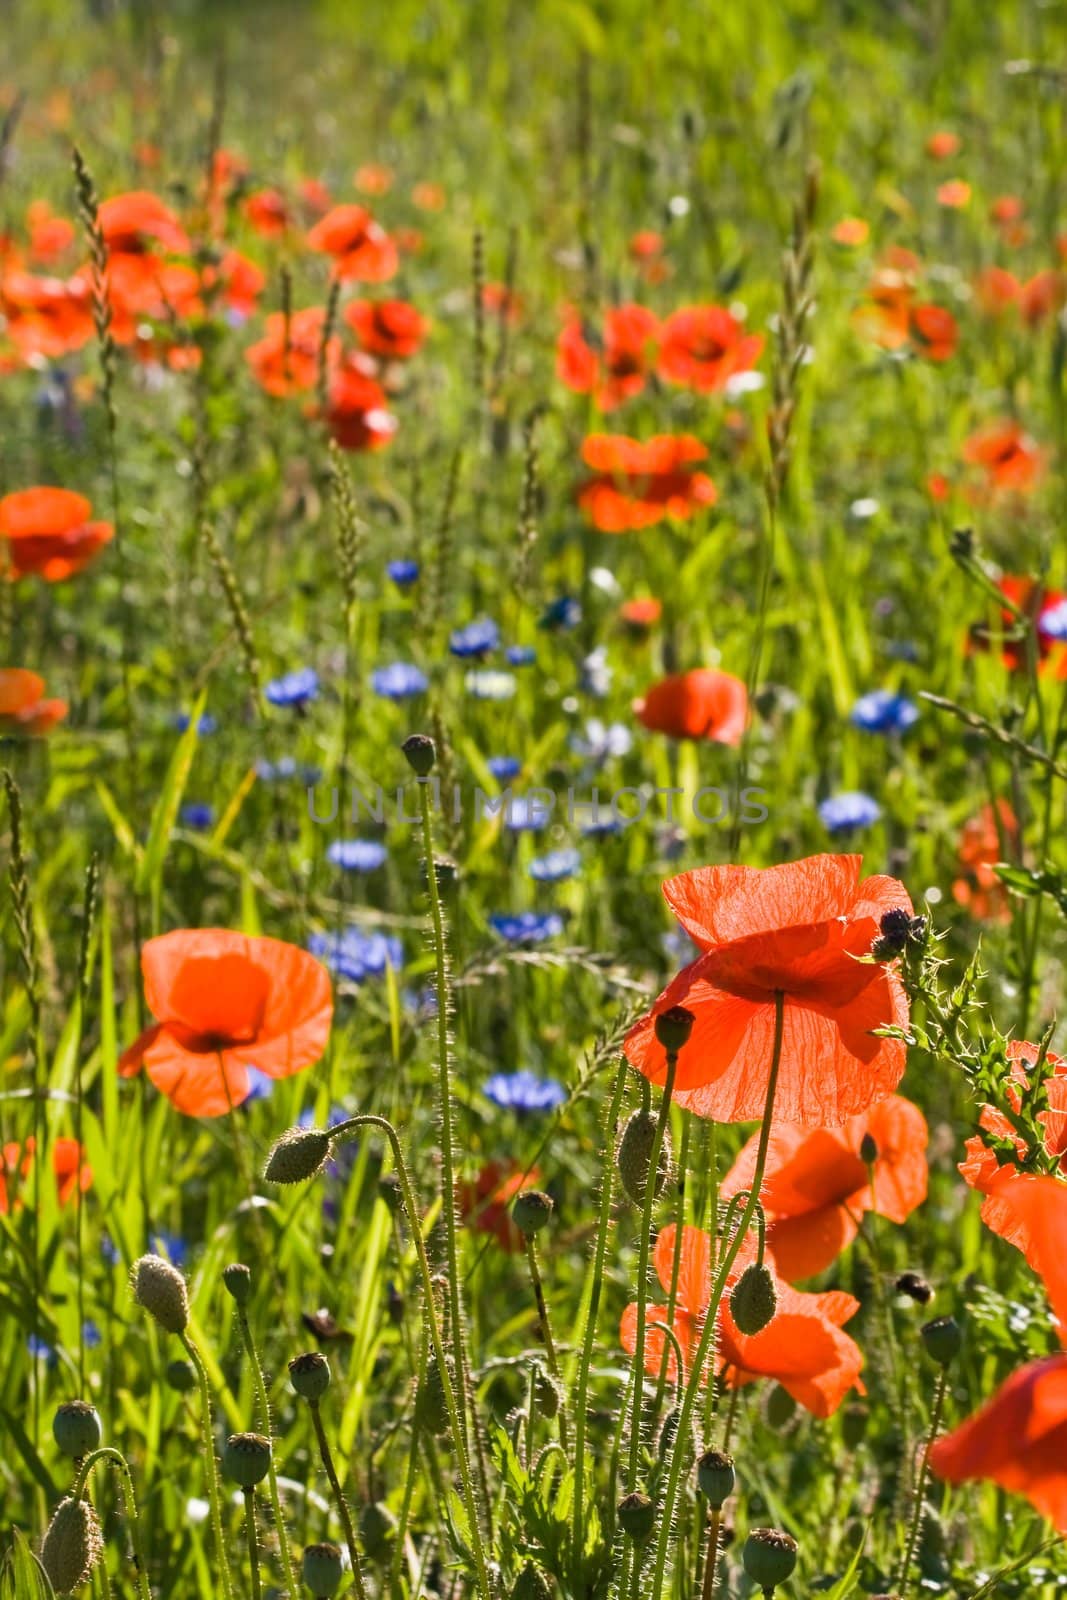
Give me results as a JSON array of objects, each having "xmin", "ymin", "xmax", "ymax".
[
  {"xmin": 415, "ymin": 1354, "xmax": 453, "ymax": 1435},
  {"xmin": 859, "ymin": 1132, "xmax": 879, "ymax": 1165},
  {"xmin": 921, "ymin": 1315, "xmax": 962, "ymax": 1366},
  {"xmin": 616, "ymin": 1491, "xmax": 656, "ymax": 1544},
  {"xmin": 764, "ymin": 1384, "xmax": 797, "ymax": 1431},
  {"xmin": 264, "ymin": 1126, "xmax": 332, "ymax": 1185},
  {"xmin": 222, "ymin": 1432, "xmax": 272, "ymax": 1488},
  {"xmin": 696, "ymin": 1449, "xmax": 735, "ymax": 1509},
  {"xmin": 509, "ymin": 1561, "xmax": 554, "ymax": 1600},
  {"xmin": 729, "ymin": 1263, "xmax": 777, "ymax": 1335},
  {"xmin": 131, "ymin": 1253, "xmax": 189, "ymax": 1334},
  {"xmin": 512, "ymin": 1189, "xmax": 554, "ymax": 1236},
  {"xmin": 378, "ymin": 1172, "xmax": 403, "ymax": 1214},
  {"xmin": 166, "ymin": 1357, "xmax": 197, "ymax": 1394},
  {"xmin": 289, "ymin": 1351, "xmax": 332, "ymax": 1402},
  {"xmin": 658, "ymin": 1404, "xmax": 681, "ymax": 1459},
  {"xmin": 534, "ymin": 1365, "xmax": 563, "ymax": 1418},
  {"xmin": 841, "ymin": 1401, "xmax": 868, "ymax": 1449},
  {"xmin": 40, "ymin": 1497, "xmax": 104, "ymax": 1595},
  {"xmin": 303, "ymin": 1542, "xmax": 345, "ymax": 1596},
  {"xmin": 742, "ymin": 1527, "xmax": 798, "ymax": 1592},
  {"xmin": 895, "ymin": 1271, "xmax": 933, "ymax": 1305},
  {"xmin": 402, "ymin": 733, "xmax": 436, "ymax": 776},
  {"xmin": 654, "ymin": 1005, "xmax": 696, "ymax": 1054},
  {"xmin": 222, "ymin": 1263, "xmax": 252, "ymax": 1306},
  {"xmin": 616, "ymin": 1109, "xmax": 671, "ymax": 1205},
  {"xmin": 359, "ymin": 1500, "xmax": 397, "ymax": 1560},
  {"xmin": 52, "ymin": 1401, "xmax": 102, "ymax": 1460}
]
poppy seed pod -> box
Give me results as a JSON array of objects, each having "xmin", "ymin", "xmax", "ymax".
[
  {"xmin": 302, "ymin": 1542, "xmax": 345, "ymax": 1596},
  {"xmin": 617, "ymin": 1491, "xmax": 656, "ymax": 1544},
  {"xmin": 166, "ymin": 1357, "xmax": 197, "ymax": 1394},
  {"xmin": 696, "ymin": 1448, "xmax": 735, "ymax": 1508},
  {"xmin": 222, "ymin": 1262, "xmax": 253, "ymax": 1305},
  {"xmin": 616, "ymin": 1108, "xmax": 672, "ymax": 1205},
  {"xmin": 264, "ymin": 1126, "xmax": 332, "ymax": 1185},
  {"xmin": 729, "ymin": 1262, "xmax": 778, "ymax": 1335},
  {"xmin": 653, "ymin": 1004, "xmax": 696, "ymax": 1054},
  {"xmin": 52, "ymin": 1400, "xmax": 102, "ymax": 1459},
  {"xmin": 289, "ymin": 1351, "xmax": 332, "ymax": 1402},
  {"xmin": 358, "ymin": 1500, "xmax": 397, "ymax": 1559},
  {"xmin": 401, "ymin": 733, "xmax": 436, "ymax": 776},
  {"xmin": 921, "ymin": 1315, "xmax": 962, "ymax": 1366},
  {"xmin": 414, "ymin": 1354, "xmax": 453, "ymax": 1435},
  {"xmin": 131, "ymin": 1253, "xmax": 189, "ymax": 1334},
  {"xmin": 378, "ymin": 1171, "xmax": 403, "ymax": 1214},
  {"xmin": 742, "ymin": 1527, "xmax": 798, "ymax": 1592},
  {"xmin": 222, "ymin": 1432, "xmax": 272, "ymax": 1488},
  {"xmin": 512, "ymin": 1189, "xmax": 554, "ymax": 1236},
  {"xmin": 509, "ymin": 1561, "xmax": 554, "ymax": 1600},
  {"xmin": 40, "ymin": 1497, "xmax": 104, "ymax": 1595}
]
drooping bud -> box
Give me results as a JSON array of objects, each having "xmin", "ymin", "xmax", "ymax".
[
  {"xmin": 52, "ymin": 1401, "xmax": 102, "ymax": 1459},
  {"xmin": 401, "ymin": 734, "xmax": 436, "ymax": 776},
  {"xmin": 616, "ymin": 1491, "xmax": 656, "ymax": 1544},
  {"xmin": 742, "ymin": 1527, "xmax": 798, "ymax": 1592},
  {"xmin": 729, "ymin": 1263, "xmax": 778, "ymax": 1335},
  {"xmin": 222, "ymin": 1263, "xmax": 252, "ymax": 1305},
  {"xmin": 358, "ymin": 1501, "xmax": 397, "ymax": 1560},
  {"xmin": 509, "ymin": 1561, "xmax": 554, "ymax": 1600},
  {"xmin": 264, "ymin": 1126, "xmax": 332, "ymax": 1185},
  {"xmin": 221, "ymin": 1432, "xmax": 272, "ymax": 1488},
  {"xmin": 302, "ymin": 1541, "xmax": 344, "ymax": 1596},
  {"xmin": 616, "ymin": 1109, "xmax": 671, "ymax": 1205},
  {"xmin": 512, "ymin": 1189, "xmax": 554, "ymax": 1237},
  {"xmin": 921, "ymin": 1315, "xmax": 962, "ymax": 1366},
  {"xmin": 696, "ymin": 1449, "xmax": 735, "ymax": 1509},
  {"xmin": 131, "ymin": 1254, "xmax": 189, "ymax": 1334},
  {"xmin": 40, "ymin": 1497, "xmax": 104, "ymax": 1594},
  {"xmin": 289, "ymin": 1351, "xmax": 332, "ymax": 1402},
  {"xmin": 653, "ymin": 1005, "xmax": 696, "ymax": 1054}
]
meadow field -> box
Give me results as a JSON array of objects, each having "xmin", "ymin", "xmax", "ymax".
[{"xmin": 4, "ymin": 1, "xmax": 1067, "ymax": 1596}]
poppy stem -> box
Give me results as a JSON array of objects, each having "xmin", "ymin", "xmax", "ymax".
[
  {"xmin": 307, "ymin": 1398, "xmax": 368, "ymax": 1600},
  {"xmin": 699, "ymin": 1506, "xmax": 723, "ymax": 1600},
  {"xmin": 896, "ymin": 1364, "xmax": 948, "ymax": 1591},
  {"xmin": 237, "ymin": 1311, "xmax": 299, "ymax": 1600},
  {"xmin": 653, "ymin": 1112, "xmax": 691, "ymax": 1417},
  {"xmin": 243, "ymin": 1489, "xmax": 262, "ymax": 1600},
  {"xmin": 523, "ymin": 1235, "xmax": 570, "ymax": 1453},
  {"xmin": 180, "ymin": 1331, "xmax": 236, "ymax": 1600},
  {"xmin": 71, "ymin": 1448, "xmax": 152, "ymax": 1600},
  {"xmin": 649, "ymin": 991, "xmax": 786, "ymax": 1600}
]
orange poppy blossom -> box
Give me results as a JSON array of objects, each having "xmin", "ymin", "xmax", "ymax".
[
  {"xmin": 26, "ymin": 201, "xmax": 76, "ymax": 263},
  {"xmin": 0, "ymin": 668, "xmax": 67, "ymax": 735},
  {"xmin": 0, "ymin": 1136, "xmax": 91, "ymax": 1213},
  {"xmin": 720, "ymin": 1095, "xmax": 928, "ymax": 1281},
  {"xmin": 306, "ymin": 204, "xmax": 398, "ymax": 282},
  {"xmin": 831, "ymin": 217, "xmax": 870, "ymax": 247},
  {"xmin": 623, "ymin": 854, "xmax": 912, "ymax": 1126},
  {"xmin": 926, "ymin": 130, "xmax": 961, "ymax": 159},
  {"xmin": 245, "ymin": 307, "xmax": 339, "ymax": 397},
  {"xmin": 936, "ymin": 178, "xmax": 971, "ymax": 209},
  {"xmin": 0, "ymin": 267, "xmax": 94, "ymax": 364},
  {"xmin": 0, "ymin": 487, "xmax": 113, "ymax": 582},
  {"xmin": 930, "ymin": 1175, "xmax": 1067, "ymax": 1532},
  {"xmin": 619, "ymin": 1225, "xmax": 864, "ymax": 1417},
  {"xmin": 962, "ymin": 419, "xmax": 1045, "ymax": 496},
  {"xmin": 975, "ymin": 266, "xmax": 1064, "ymax": 325},
  {"xmin": 951, "ymin": 798, "xmax": 1019, "ymax": 925},
  {"xmin": 321, "ymin": 355, "xmax": 398, "ymax": 452},
  {"xmin": 119, "ymin": 929, "xmax": 333, "ymax": 1117},
  {"xmin": 908, "ymin": 302, "xmax": 958, "ymax": 361},
  {"xmin": 243, "ymin": 187, "xmax": 291, "ymax": 238},
  {"xmin": 201, "ymin": 250, "xmax": 266, "ymax": 321},
  {"xmin": 456, "ymin": 1160, "xmax": 541, "ymax": 1254},
  {"xmin": 634, "ymin": 668, "xmax": 748, "ymax": 745},
  {"xmin": 555, "ymin": 304, "xmax": 660, "ymax": 411},
  {"xmin": 344, "ymin": 298, "xmax": 430, "ymax": 360},
  {"xmin": 619, "ymin": 595, "xmax": 662, "ymax": 632},
  {"xmin": 577, "ymin": 433, "xmax": 717, "ymax": 532},
  {"xmin": 657, "ymin": 304, "xmax": 764, "ymax": 392},
  {"xmin": 966, "ymin": 576, "xmax": 1067, "ymax": 681},
  {"xmin": 97, "ymin": 191, "xmax": 191, "ymax": 255}
]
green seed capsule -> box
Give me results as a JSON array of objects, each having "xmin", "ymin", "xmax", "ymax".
[
  {"xmin": 222, "ymin": 1263, "xmax": 252, "ymax": 1305},
  {"xmin": 289, "ymin": 1351, "xmax": 332, "ymax": 1402},
  {"xmin": 52, "ymin": 1401, "xmax": 102, "ymax": 1459},
  {"xmin": 696, "ymin": 1448, "xmax": 735, "ymax": 1508},
  {"xmin": 221, "ymin": 1432, "xmax": 272, "ymax": 1488},
  {"xmin": 653, "ymin": 1005, "xmax": 695, "ymax": 1053},
  {"xmin": 512, "ymin": 1189, "xmax": 554, "ymax": 1236},
  {"xmin": 921, "ymin": 1315, "xmax": 962, "ymax": 1366},
  {"xmin": 742, "ymin": 1526, "xmax": 798, "ymax": 1591},
  {"xmin": 166, "ymin": 1358, "xmax": 198, "ymax": 1394},
  {"xmin": 764, "ymin": 1384, "xmax": 798, "ymax": 1431},
  {"xmin": 302, "ymin": 1542, "xmax": 344, "ymax": 1596},
  {"xmin": 617, "ymin": 1491, "xmax": 656, "ymax": 1544}
]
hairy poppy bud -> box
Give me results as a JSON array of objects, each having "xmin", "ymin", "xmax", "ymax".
[
  {"xmin": 378, "ymin": 1172, "xmax": 403, "ymax": 1214},
  {"xmin": 509, "ymin": 1562, "xmax": 554, "ymax": 1600},
  {"xmin": 52, "ymin": 1401, "xmax": 102, "ymax": 1460},
  {"xmin": 402, "ymin": 733, "xmax": 436, "ymax": 776},
  {"xmin": 616, "ymin": 1109, "xmax": 671, "ymax": 1205},
  {"xmin": 696, "ymin": 1449, "xmax": 735, "ymax": 1508},
  {"xmin": 289, "ymin": 1351, "xmax": 331, "ymax": 1402},
  {"xmin": 512, "ymin": 1189, "xmax": 554, "ymax": 1236},
  {"xmin": 40, "ymin": 1497, "xmax": 104, "ymax": 1594},
  {"xmin": 765, "ymin": 1385, "xmax": 797, "ymax": 1431},
  {"xmin": 359, "ymin": 1501, "xmax": 397, "ymax": 1560},
  {"xmin": 742, "ymin": 1527, "xmax": 798, "ymax": 1592},
  {"xmin": 658, "ymin": 1404, "xmax": 680, "ymax": 1458},
  {"xmin": 895, "ymin": 1271, "xmax": 933, "ymax": 1305},
  {"xmin": 222, "ymin": 1432, "xmax": 272, "ymax": 1488},
  {"xmin": 303, "ymin": 1541, "xmax": 345, "ymax": 1596},
  {"xmin": 921, "ymin": 1315, "xmax": 962, "ymax": 1366},
  {"xmin": 415, "ymin": 1354, "xmax": 453, "ymax": 1435},
  {"xmin": 534, "ymin": 1366, "xmax": 563, "ymax": 1419},
  {"xmin": 841, "ymin": 1401, "xmax": 868, "ymax": 1449},
  {"xmin": 131, "ymin": 1254, "xmax": 189, "ymax": 1334},
  {"xmin": 654, "ymin": 1005, "xmax": 696, "ymax": 1054},
  {"xmin": 729, "ymin": 1263, "xmax": 777, "ymax": 1335},
  {"xmin": 617, "ymin": 1491, "xmax": 656, "ymax": 1544},
  {"xmin": 166, "ymin": 1358, "xmax": 197, "ymax": 1394},
  {"xmin": 264, "ymin": 1126, "xmax": 332, "ymax": 1185},
  {"xmin": 222, "ymin": 1263, "xmax": 252, "ymax": 1306}
]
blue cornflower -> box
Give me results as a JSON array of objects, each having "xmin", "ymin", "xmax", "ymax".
[
  {"xmin": 28, "ymin": 1334, "xmax": 57, "ymax": 1364},
  {"xmin": 539, "ymin": 595, "xmax": 582, "ymax": 631},
  {"xmin": 818, "ymin": 791, "xmax": 882, "ymax": 834},
  {"xmin": 488, "ymin": 755, "xmax": 522, "ymax": 782},
  {"xmin": 244, "ymin": 1069, "xmax": 274, "ymax": 1103},
  {"xmin": 101, "ymin": 1234, "xmax": 121, "ymax": 1267},
  {"xmin": 851, "ymin": 690, "xmax": 919, "ymax": 735},
  {"xmin": 450, "ymin": 617, "xmax": 500, "ymax": 657},
  {"xmin": 484, "ymin": 1069, "xmax": 567, "ymax": 1112},
  {"xmin": 309, "ymin": 928, "xmax": 403, "ymax": 982},
  {"xmin": 529, "ymin": 847, "xmax": 581, "ymax": 882},
  {"xmin": 388, "ymin": 559, "xmax": 420, "ymax": 588},
  {"xmin": 570, "ymin": 719, "xmax": 633, "ymax": 762},
  {"xmin": 505, "ymin": 794, "xmax": 554, "ymax": 831},
  {"xmin": 1040, "ymin": 598, "xmax": 1067, "ymax": 641},
  {"xmin": 83, "ymin": 1320, "xmax": 102, "ymax": 1348},
  {"xmin": 489, "ymin": 910, "xmax": 564, "ymax": 944},
  {"xmin": 265, "ymin": 667, "xmax": 320, "ymax": 707},
  {"xmin": 506, "ymin": 645, "xmax": 537, "ymax": 667},
  {"xmin": 172, "ymin": 711, "xmax": 218, "ymax": 735},
  {"xmin": 256, "ymin": 757, "xmax": 323, "ymax": 784},
  {"xmin": 327, "ymin": 839, "xmax": 388, "ymax": 872},
  {"xmin": 465, "ymin": 670, "xmax": 516, "ymax": 700},
  {"xmin": 581, "ymin": 814, "xmax": 624, "ymax": 837},
  {"xmin": 180, "ymin": 803, "xmax": 214, "ymax": 831},
  {"xmin": 150, "ymin": 1230, "xmax": 188, "ymax": 1266},
  {"xmin": 372, "ymin": 662, "xmax": 428, "ymax": 699}
]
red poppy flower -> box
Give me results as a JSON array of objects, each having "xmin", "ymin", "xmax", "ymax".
[
  {"xmin": 831, "ymin": 217, "xmax": 870, "ymax": 247},
  {"xmin": 619, "ymin": 596, "xmax": 662, "ymax": 630},
  {"xmin": 619, "ymin": 1225, "xmax": 863, "ymax": 1416},
  {"xmin": 1020, "ymin": 270, "xmax": 1064, "ymax": 324},
  {"xmin": 0, "ymin": 269, "xmax": 94, "ymax": 362},
  {"xmin": 98, "ymin": 191, "xmax": 190, "ymax": 255},
  {"xmin": 482, "ymin": 282, "xmax": 524, "ymax": 325},
  {"xmin": 354, "ymin": 163, "xmax": 393, "ymax": 196},
  {"xmin": 0, "ymin": 668, "xmax": 67, "ymax": 735},
  {"xmin": 203, "ymin": 251, "xmax": 265, "ymax": 319},
  {"xmin": 299, "ymin": 178, "xmax": 333, "ymax": 219},
  {"xmin": 0, "ymin": 487, "xmax": 113, "ymax": 582},
  {"xmin": 306, "ymin": 205, "xmax": 398, "ymax": 282},
  {"xmin": 951, "ymin": 798, "xmax": 1018, "ymax": 924},
  {"xmin": 322, "ymin": 358, "xmax": 398, "ymax": 452},
  {"xmin": 245, "ymin": 307, "xmax": 337, "ymax": 397},
  {"xmin": 118, "ymin": 929, "xmax": 333, "ymax": 1117},
  {"xmin": 457, "ymin": 1160, "xmax": 541, "ymax": 1254},
  {"xmin": 577, "ymin": 433, "xmax": 717, "ymax": 532},
  {"xmin": 412, "ymin": 182, "xmax": 446, "ymax": 212},
  {"xmin": 909, "ymin": 303, "xmax": 958, "ymax": 361},
  {"xmin": 937, "ymin": 179, "xmax": 971, "ymax": 209},
  {"xmin": 344, "ymin": 298, "xmax": 429, "ymax": 359},
  {"xmin": 26, "ymin": 202, "xmax": 75, "ymax": 263},
  {"xmin": 967, "ymin": 576, "xmax": 1067, "ymax": 680},
  {"xmin": 556, "ymin": 304, "xmax": 659, "ymax": 410},
  {"xmin": 962, "ymin": 421, "xmax": 1044, "ymax": 495},
  {"xmin": 1, "ymin": 1136, "xmax": 91, "ymax": 1213},
  {"xmin": 243, "ymin": 188, "xmax": 291, "ymax": 238},
  {"xmin": 657, "ymin": 305, "xmax": 764, "ymax": 393},
  {"xmin": 624, "ymin": 855, "xmax": 912, "ymax": 1126},
  {"xmin": 721, "ymin": 1095, "xmax": 928, "ymax": 1281},
  {"xmin": 629, "ymin": 230, "xmax": 664, "ymax": 260},
  {"xmin": 926, "ymin": 130, "xmax": 961, "ymax": 159},
  {"xmin": 634, "ymin": 669, "xmax": 748, "ymax": 745}
]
